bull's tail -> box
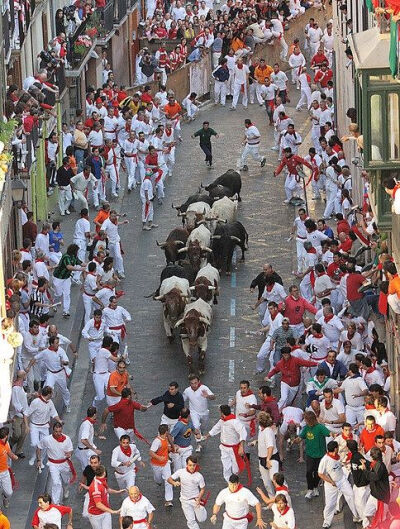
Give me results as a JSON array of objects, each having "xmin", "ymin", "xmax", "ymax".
[{"xmin": 245, "ymin": 230, "xmax": 249, "ymax": 250}]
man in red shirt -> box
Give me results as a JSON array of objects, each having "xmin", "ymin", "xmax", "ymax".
[
  {"xmin": 88, "ymin": 465, "xmax": 122, "ymax": 528},
  {"xmin": 314, "ymin": 62, "xmax": 333, "ymax": 89},
  {"xmin": 99, "ymin": 388, "xmax": 148, "ymax": 443},
  {"xmin": 274, "ymin": 147, "xmax": 313, "ymax": 205},
  {"xmin": 359, "ymin": 416, "xmax": 385, "ymax": 454},
  {"xmin": 346, "ymin": 264, "xmax": 370, "ymax": 320},
  {"xmin": 265, "ymin": 347, "xmax": 318, "ymax": 410},
  {"xmin": 337, "ymin": 232, "xmax": 353, "ymax": 254},
  {"xmin": 280, "ymin": 285, "xmax": 317, "ymax": 337},
  {"xmin": 335, "ymin": 213, "xmax": 350, "ymax": 236}
]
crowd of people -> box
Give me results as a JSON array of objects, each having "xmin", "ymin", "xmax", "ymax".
[{"xmin": 3, "ymin": 0, "xmax": 400, "ymax": 529}]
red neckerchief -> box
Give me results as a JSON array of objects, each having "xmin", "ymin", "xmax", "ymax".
[
  {"xmin": 313, "ymin": 333, "xmax": 324, "ymax": 338},
  {"xmin": 324, "ymin": 314, "xmax": 334, "ymax": 323},
  {"xmin": 327, "ymin": 452, "xmax": 340, "ymax": 460},
  {"xmin": 0, "ymin": 439, "xmax": 7, "ymax": 446},
  {"xmin": 94, "ymin": 319, "xmax": 102, "ymax": 330},
  {"xmin": 120, "ymin": 445, "xmax": 132, "ymax": 457},
  {"xmin": 342, "ymin": 432, "xmax": 353, "ymax": 440},
  {"xmin": 370, "ymin": 460, "xmax": 377, "ymax": 469},
  {"xmin": 366, "ymin": 367, "xmax": 375, "ymax": 374},
  {"xmin": 324, "ymin": 400, "xmax": 333, "ymax": 410},
  {"xmin": 29, "ymin": 329, "xmax": 39, "ymax": 336},
  {"xmin": 278, "ymin": 506, "xmax": 290, "ymax": 516},
  {"xmin": 307, "ymin": 247, "xmax": 317, "ymax": 254},
  {"xmin": 179, "ymin": 418, "xmax": 189, "ymax": 424},
  {"xmin": 266, "ymin": 283, "xmax": 274, "ymax": 292},
  {"xmin": 186, "ymin": 464, "xmax": 200, "ymax": 474},
  {"xmin": 365, "ymin": 404, "xmax": 376, "ymax": 410},
  {"xmin": 231, "ymin": 484, "xmax": 243, "ymax": 493},
  {"xmin": 52, "ymin": 433, "xmax": 67, "ymax": 443},
  {"xmin": 276, "ymin": 485, "xmax": 289, "ymax": 492},
  {"xmin": 222, "ymin": 414, "xmax": 236, "ymax": 421},
  {"xmin": 35, "ymin": 258, "xmax": 45, "ymax": 263},
  {"xmin": 48, "ymin": 345, "xmax": 58, "ymax": 352},
  {"xmin": 88, "ymin": 272, "xmax": 96, "ymax": 276},
  {"xmin": 85, "ymin": 417, "xmax": 96, "ymax": 424},
  {"xmin": 241, "ymin": 390, "xmax": 254, "ymax": 397},
  {"xmin": 237, "ymin": 63, "xmax": 243, "ymax": 69},
  {"xmin": 263, "ymin": 395, "xmax": 276, "ymax": 402},
  {"xmin": 39, "ymin": 395, "xmax": 48, "ymax": 403},
  {"xmin": 130, "ymin": 493, "xmax": 143, "ymax": 503}
]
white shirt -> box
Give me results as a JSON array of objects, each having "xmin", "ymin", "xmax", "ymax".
[
  {"xmin": 111, "ymin": 443, "xmax": 141, "ymax": 474},
  {"xmin": 336, "ymin": 348, "xmax": 358, "ymax": 368},
  {"xmin": 281, "ymin": 406, "xmax": 303, "ymax": 425},
  {"xmin": 215, "ymin": 486, "xmax": 259, "ymax": 518},
  {"xmin": 70, "ymin": 172, "xmax": 96, "ymax": 193},
  {"xmin": 82, "ymin": 318, "xmax": 107, "ymax": 342},
  {"xmin": 88, "ymin": 130, "xmax": 104, "ymax": 147},
  {"xmin": 271, "ymin": 504, "xmax": 295, "ymax": 529},
  {"xmin": 318, "ymin": 453, "xmax": 345, "ymax": 482},
  {"xmin": 259, "ymin": 83, "xmax": 278, "ymax": 101},
  {"xmin": 140, "ymin": 178, "xmax": 153, "ymax": 201},
  {"xmin": 209, "ymin": 417, "xmax": 247, "ymax": 445},
  {"xmin": 257, "ymin": 425, "xmax": 277, "ymax": 457},
  {"xmin": 10, "ymin": 385, "xmax": 29, "ymax": 418},
  {"xmin": 74, "ymin": 218, "xmax": 91, "ymax": 241},
  {"xmin": 245, "ymin": 125, "xmax": 261, "ymax": 145},
  {"xmin": 261, "ymin": 283, "xmax": 287, "ymax": 305},
  {"xmin": 261, "ymin": 311, "xmax": 284, "ymax": 335},
  {"xmin": 39, "ymin": 433, "xmax": 73, "ymax": 459},
  {"xmin": 183, "ymin": 384, "xmax": 213, "ymax": 414},
  {"xmin": 83, "ymin": 273, "xmax": 98, "ymax": 296},
  {"xmin": 101, "ymin": 218, "xmax": 120, "ymax": 244},
  {"xmin": 94, "ymin": 347, "xmax": 112, "ymax": 373},
  {"xmin": 233, "ymin": 64, "xmax": 250, "ymax": 84},
  {"xmin": 27, "ymin": 397, "xmax": 58, "ymax": 425},
  {"xmin": 338, "ymin": 331, "xmax": 363, "ymax": 352},
  {"xmin": 305, "ymin": 334, "xmax": 331, "ymax": 361},
  {"xmin": 96, "ymin": 287, "xmax": 115, "ymax": 306},
  {"xmin": 235, "ymin": 390, "xmax": 257, "ymax": 425},
  {"xmin": 318, "ymin": 315, "xmax": 344, "ymax": 345},
  {"xmin": 103, "ymin": 305, "xmax": 131, "ymax": 327},
  {"xmin": 77, "ymin": 418, "xmax": 96, "ymax": 449},
  {"xmin": 308, "ymin": 26, "xmax": 323, "ymax": 43},
  {"xmin": 293, "ymin": 215, "xmax": 308, "ymax": 239},
  {"xmin": 320, "ymin": 399, "xmax": 345, "ymax": 431},
  {"xmin": 270, "ymin": 71, "xmax": 288, "ymax": 91},
  {"xmin": 35, "ymin": 233, "xmax": 50, "ymax": 259},
  {"xmin": 340, "ymin": 376, "xmax": 368, "ymax": 407},
  {"xmin": 307, "ymin": 230, "xmax": 330, "ymax": 249},
  {"xmin": 35, "ymin": 347, "xmax": 69, "ymax": 373},
  {"xmin": 314, "ymin": 274, "xmax": 334, "ymax": 298},
  {"xmin": 171, "ymin": 468, "xmax": 205, "ymax": 500},
  {"xmin": 120, "ymin": 495, "xmax": 155, "ymax": 520},
  {"xmin": 376, "ymin": 410, "xmax": 397, "ymax": 432}
]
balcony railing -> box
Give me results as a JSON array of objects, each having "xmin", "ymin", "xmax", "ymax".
[
  {"xmin": 116, "ymin": 0, "xmax": 127, "ymax": 22},
  {"xmin": 103, "ymin": 2, "xmax": 114, "ymax": 32}
]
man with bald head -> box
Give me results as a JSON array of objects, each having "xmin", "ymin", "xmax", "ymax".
[
  {"xmin": 44, "ymin": 324, "xmax": 78, "ymax": 357},
  {"xmin": 119, "ymin": 486, "xmax": 155, "ymax": 529},
  {"xmin": 10, "ymin": 370, "xmax": 30, "ymax": 457}
]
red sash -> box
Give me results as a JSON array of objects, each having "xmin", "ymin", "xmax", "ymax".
[
  {"xmin": 221, "ymin": 443, "xmax": 252, "ymax": 485},
  {"xmin": 109, "ymin": 324, "xmax": 126, "ymax": 340},
  {"xmin": 48, "ymin": 457, "xmax": 77, "ymax": 483}
]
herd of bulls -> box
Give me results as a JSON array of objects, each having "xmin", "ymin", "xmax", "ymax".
[{"xmin": 151, "ymin": 169, "xmax": 249, "ymax": 374}]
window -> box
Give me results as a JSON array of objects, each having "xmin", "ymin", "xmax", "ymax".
[
  {"xmin": 370, "ymin": 94, "xmax": 383, "ymax": 161},
  {"xmin": 388, "ymin": 93, "xmax": 400, "ymax": 160}
]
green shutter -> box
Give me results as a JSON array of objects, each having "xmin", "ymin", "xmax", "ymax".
[{"xmin": 390, "ymin": 18, "xmax": 399, "ymax": 78}]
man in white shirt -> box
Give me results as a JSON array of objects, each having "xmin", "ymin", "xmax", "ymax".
[
  {"xmin": 318, "ymin": 306, "xmax": 344, "ymax": 348},
  {"xmin": 255, "ymin": 412, "xmax": 279, "ymax": 497},
  {"xmin": 101, "ymin": 210, "xmax": 129, "ymax": 278},
  {"xmin": 256, "ymin": 301, "xmax": 284, "ymax": 375},
  {"xmin": 70, "ymin": 166, "xmax": 97, "ymax": 210},
  {"xmin": 183, "ymin": 375, "xmax": 215, "ymax": 452},
  {"xmin": 232, "ymin": 381, "xmax": 257, "ymax": 457},
  {"xmin": 307, "ymin": 22, "xmax": 323, "ymax": 56},
  {"xmin": 211, "ymin": 474, "xmax": 264, "ymax": 529},
  {"xmin": 240, "ymin": 119, "xmax": 266, "ymax": 171},
  {"xmin": 82, "ymin": 309, "xmax": 108, "ymax": 361},
  {"xmin": 103, "ymin": 296, "xmax": 131, "ymax": 346},
  {"xmin": 231, "ymin": 58, "xmax": 250, "ymax": 110},
  {"xmin": 92, "ymin": 336, "xmax": 119, "ymax": 406},
  {"xmin": 74, "ymin": 406, "xmax": 100, "ymax": 470},
  {"xmin": 123, "ymin": 131, "xmax": 139, "ymax": 191},
  {"xmin": 319, "ymin": 388, "xmax": 346, "ymax": 434},
  {"xmin": 9, "ymin": 370, "xmax": 29, "ymax": 457},
  {"xmin": 270, "ymin": 64, "xmax": 288, "ymax": 102},
  {"xmin": 206, "ymin": 405, "xmax": 247, "ymax": 482},
  {"xmin": 318, "ymin": 441, "xmax": 359, "ymax": 527},
  {"xmin": 120, "ymin": 486, "xmax": 155, "ymax": 529},
  {"xmin": 375, "ymin": 396, "xmax": 397, "ymax": 433},
  {"xmin": 172, "ymin": 0, "xmax": 186, "ymax": 20},
  {"xmin": 72, "ymin": 208, "xmax": 91, "ymax": 277},
  {"xmin": 111, "ymin": 434, "xmax": 143, "ymax": 489},
  {"xmin": 168, "ymin": 455, "xmax": 207, "ymax": 529},
  {"xmin": 140, "ymin": 171, "xmax": 157, "ymax": 231},
  {"xmin": 336, "ymin": 364, "xmax": 368, "ymax": 426}
]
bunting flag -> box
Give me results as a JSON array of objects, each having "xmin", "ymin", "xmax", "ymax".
[
  {"xmin": 365, "ymin": 0, "xmax": 375, "ymax": 11},
  {"xmin": 389, "ymin": 17, "xmax": 399, "ymax": 77}
]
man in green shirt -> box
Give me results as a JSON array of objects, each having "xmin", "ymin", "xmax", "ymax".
[{"xmin": 191, "ymin": 121, "xmax": 219, "ymax": 168}]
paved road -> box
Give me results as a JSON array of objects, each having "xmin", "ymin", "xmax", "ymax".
[{"xmin": 12, "ymin": 83, "xmax": 354, "ymax": 529}]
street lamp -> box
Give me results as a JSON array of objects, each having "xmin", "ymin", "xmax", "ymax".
[{"xmin": 11, "ymin": 179, "xmax": 26, "ymax": 206}]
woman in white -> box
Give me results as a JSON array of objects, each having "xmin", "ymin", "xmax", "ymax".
[{"xmin": 271, "ymin": 494, "xmax": 295, "ymax": 529}]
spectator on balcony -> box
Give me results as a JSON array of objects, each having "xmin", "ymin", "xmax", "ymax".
[
  {"xmin": 140, "ymin": 54, "xmax": 157, "ymax": 83},
  {"xmin": 74, "ymin": 121, "xmax": 89, "ymax": 172},
  {"xmin": 62, "ymin": 123, "xmax": 73, "ymax": 156},
  {"xmin": 22, "ymin": 212, "xmax": 38, "ymax": 245},
  {"xmin": 55, "ymin": 9, "xmax": 66, "ymax": 35},
  {"xmin": 102, "ymin": 63, "xmax": 113, "ymax": 86},
  {"xmin": 172, "ymin": 0, "xmax": 186, "ymax": 22}
]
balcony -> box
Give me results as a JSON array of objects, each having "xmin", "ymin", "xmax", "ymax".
[{"xmin": 2, "ymin": 0, "xmax": 15, "ymax": 62}]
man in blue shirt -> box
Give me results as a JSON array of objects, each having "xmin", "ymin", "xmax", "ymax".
[
  {"xmin": 317, "ymin": 219, "xmax": 334, "ymax": 239},
  {"xmin": 170, "ymin": 408, "xmax": 200, "ymax": 471},
  {"xmin": 49, "ymin": 221, "xmax": 64, "ymax": 263}
]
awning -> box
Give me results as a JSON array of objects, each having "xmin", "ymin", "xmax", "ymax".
[{"xmin": 349, "ymin": 26, "xmax": 390, "ymax": 70}]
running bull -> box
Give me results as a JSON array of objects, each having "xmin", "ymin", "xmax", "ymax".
[
  {"xmin": 211, "ymin": 221, "xmax": 248, "ymax": 275},
  {"xmin": 156, "ymin": 227, "xmax": 189, "ymax": 263},
  {"xmin": 177, "ymin": 224, "xmax": 212, "ymax": 272},
  {"xmin": 154, "ymin": 276, "xmax": 191, "ymax": 342},
  {"xmin": 190, "ymin": 263, "xmax": 220, "ymax": 305},
  {"xmin": 175, "ymin": 298, "xmax": 213, "ymax": 374},
  {"xmin": 203, "ymin": 169, "xmax": 242, "ymax": 202}
]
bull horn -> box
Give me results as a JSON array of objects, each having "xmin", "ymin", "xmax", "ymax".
[
  {"xmin": 200, "ymin": 182, "xmax": 204, "ymax": 188},
  {"xmin": 175, "ymin": 318, "xmax": 184, "ymax": 328},
  {"xmin": 204, "ymin": 216, "xmax": 213, "ymax": 221},
  {"xmin": 174, "ymin": 240, "xmax": 185, "ymax": 246},
  {"xmin": 178, "ymin": 212, "xmax": 187, "ymax": 217},
  {"xmin": 199, "ymin": 317, "xmax": 209, "ymax": 324},
  {"xmin": 189, "ymin": 286, "xmax": 195, "ymax": 291},
  {"xmin": 217, "ymin": 219, "xmax": 228, "ymax": 224},
  {"xmin": 177, "ymin": 247, "xmax": 188, "ymax": 254},
  {"xmin": 203, "ymin": 247, "xmax": 213, "ymax": 253},
  {"xmin": 211, "ymin": 235, "xmax": 221, "ymax": 240},
  {"xmin": 230, "ymin": 236, "xmax": 241, "ymax": 242},
  {"xmin": 154, "ymin": 295, "xmax": 165, "ymax": 301},
  {"xmin": 172, "ymin": 203, "xmax": 181, "ymax": 210},
  {"xmin": 208, "ymin": 286, "xmax": 216, "ymax": 290},
  {"xmin": 156, "ymin": 240, "xmax": 167, "ymax": 248}
]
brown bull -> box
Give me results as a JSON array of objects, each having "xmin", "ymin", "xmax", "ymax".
[{"xmin": 193, "ymin": 277, "xmax": 218, "ymax": 305}]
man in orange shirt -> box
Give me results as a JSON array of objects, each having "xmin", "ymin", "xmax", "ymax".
[
  {"xmin": 0, "ymin": 427, "xmax": 19, "ymax": 508},
  {"xmin": 0, "ymin": 510, "xmax": 10, "ymax": 529},
  {"xmin": 163, "ymin": 95, "xmax": 182, "ymax": 141},
  {"xmin": 106, "ymin": 360, "xmax": 131, "ymax": 406},
  {"xmin": 94, "ymin": 202, "xmax": 110, "ymax": 233},
  {"xmin": 384, "ymin": 261, "xmax": 400, "ymax": 314},
  {"xmin": 254, "ymin": 58, "xmax": 274, "ymax": 105},
  {"xmin": 149, "ymin": 424, "xmax": 173, "ymax": 507}
]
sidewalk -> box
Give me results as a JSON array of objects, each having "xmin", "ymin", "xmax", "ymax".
[{"xmin": 8, "ymin": 180, "xmax": 127, "ymax": 529}]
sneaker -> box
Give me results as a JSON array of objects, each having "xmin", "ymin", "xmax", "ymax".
[
  {"xmin": 112, "ymin": 193, "xmax": 119, "ymax": 198},
  {"xmin": 143, "ymin": 225, "xmax": 151, "ymax": 231},
  {"xmin": 305, "ymin": 490, "xmax": 314, "ymax": 500},
  {"xmin": 150, "ymin": 223, "xmax": 159, "ymax": 229},
  {"xmin": 195, "ymin": 444, "xmax": 202, "ymax": 453},
  {"xmin": 271, "ymin": 146, "xmax": 279, "ymax": 151},
  {"xmin": 165, "ymin": 501, "xmax": 173, "ymax": 508},
  {"xmin": 60, "ymin": 211, "xmax": 65, "ymax": 216},
  {"xmin": 65, "ymin": 406, "xmax": 71, "ymax": 413},
  {"xmin": 63, "ymin": 312, "xmax": 70, "ymax": 318},
  {"xmin": 312, "ymin": 488, "xmax": 320, "ymax": 497},
  {"xmin": 260, "ymin": 157, "xmax": 266, "ymax": 167},
  {"xmin": 64, "ymin": 489, "xmax": 70, "ymax": 499},
  {"xmin": 29, "ymin": 454, "xmax": 36, "ymax": 466},
  {"xmin": 118, "ymin": 273, "xmax": 125, "ymax": 279},
  {"xmin": 283, "ymin": 199, "xmax": 290, "ymax": 204},
  {"xmin": 65, "ymin": 210, "xmax": 70, "ymax": 215}
]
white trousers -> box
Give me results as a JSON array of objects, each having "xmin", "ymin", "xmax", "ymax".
[
  {"xmin": 114, "ymin": 427, "xmax": 135, "ymax": 443},
  {"xmin": 284, "ymin": 174, "xmax": 302, "ymax": 201},
  {"xmin": 165, "ymin": 149, "xmax": 175, "ymax": 176},
  {"xmin": 296, "ymin": 237, "xmax": 307, "ymax": 272},
  {"xmin": 259, "ymin": 459, "xmax": 279, "ymax": 496},
  {"xmin": 222, "ymin": 512, "xmax": 248, "ymax": 529},
  {"xmin": 160, "ymin": 414, "xmax": 179, "ymax": 430},
  {"xmin": 171, "ymin": 445, "xmax": 193, "ymax": 471},
  {"xmin": 58, "ymin": 185, "xmax": 73, "ymax": 214},
  {"xmin": 92, "ymin": 372, "xmax": 110, "ymax": 403},
  {"xmin": 88, "ymin": 512, "xmax": 112, "ymax": 529},
  {"xmin": 278, "ymin": 382, "xmax": 299, "ymax": 410},
  {"xmin": 240, "ymin": 144, "xmax": 263, "ymax": 168},
  {"xmin": 151, "ymin": 462, "xmax": 173, "ymax": 501},
  {"xmin": 255, "ymin": 83, "xmax": 266, "ymax": 105},
  {"xmin": 232, "ymin": 82, "xmax": 248, "ymax": 108},
  {"xmin": 88, "ymin": 340, "xmax": 102, "ymax": 361},
  {"xmin": 30, "ymin": 424, "xmax": 49, "ymax": 448},
  {"xmin": 108, "ymin": 241, "xmax": 124, "ymax": 274},
  {"xmin": 90, "ymin": 179, "xmax": 104, "ymax": 208},
  {"xmin": 115, "ymin": 469, "xmax": 136, "ymax": 489},
  {"xmin": 323, "ymin": 478, "xmax": 357, "ymax": 527},
  {"xmin": 353, "ymin": 484, "xmax": 370, "ymax": 523},
  {"xmin": 48, "ymin": 461, "xmax": 71, "ymax": 504},
  {"xmin": 53, "ymin": 276, "xmax": 72, "ymax": 312},
  {"xmin": 125, "ymin": 157, "xmax": 137, "ymax": 189},
  {"xmin": 45, "ymin": 370, "xmax": 70, "ymax": 406},
  {"xmin": 0, "ymin": 470, "xmax": 13, "ymax": 498},
  {"xmin": 190, "ymin": 410, "xmax": 209, "ymax": 433},
  {"xmin": 75, "ymin": 447, "xmax": 96, "ymax": 471},
  {"xmin": 142, "ymin": 200, "xmax": 154, "ymax": 223},
  {"xmin": 212, "ymin": 52, "xmax": 221, "ymax": 68},
  {"xmin": 256, "ymin": 336, "xmax": 272, "ymax": 373},
  {"xmin": 73, "ymin": 190, "xmax": 89, "ymax": 210},
  {"xmin": 220, "ymin": 445, "xmax": 239, "ymax": 482},
  {"xmin": 323, "ymin": 185, "xmax": 337, "ymax": 219},
  {"xmin": 181, "ymin": 498, "xmax": 207, "ymax": 529},
  {"xmin": 300, "ymin": 273, "xmax": 313, "ymax": 301},
  {"xmin": 346, "ymin": 405, "xmax": 365, "ymax": 426},
  {"xmin": 106, "ymin": 165, "xmax": 118, "ymax": 195},
  {"xmin": 296, "ymin": 87, "xmax": 312, "ymax": 109},
  {"xmin": 215, "ymin": 81, "xmax": 227, "ymax": 105},
  {"xmin": 83, "ymin": 293, "xmax": 94, "ymax": 324}
]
